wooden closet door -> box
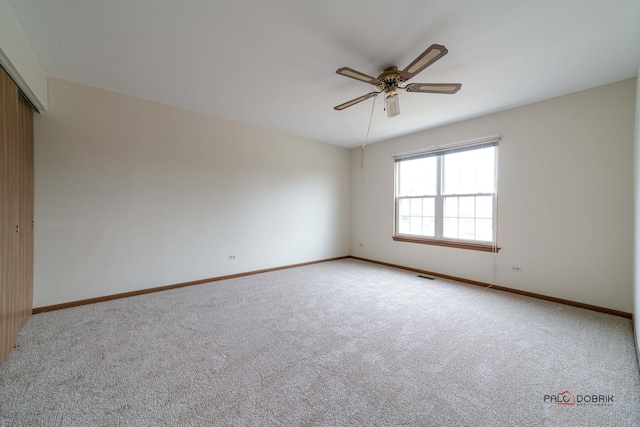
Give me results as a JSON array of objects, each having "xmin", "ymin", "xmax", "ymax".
[{"xmin": 0, "ymin": 67, "xmax": 33, "ymax": 364}]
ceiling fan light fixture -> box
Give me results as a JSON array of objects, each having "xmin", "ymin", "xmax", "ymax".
[{"xmin": 386, "ymin": 93, "xmax": 400, "ymax": 117}]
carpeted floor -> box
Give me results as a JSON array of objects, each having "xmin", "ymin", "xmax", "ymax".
[{"xmin": 1, "ymin": 258, "xmax": 639, "ymax": 426}]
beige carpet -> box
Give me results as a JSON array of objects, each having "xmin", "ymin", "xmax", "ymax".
[{"xmin": 1, "ymin": 258, "xmax": 639, "ymax": 426}]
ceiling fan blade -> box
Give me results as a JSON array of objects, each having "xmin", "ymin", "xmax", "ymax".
[
  {"xmin": 334, "ymin": 92, "xmax": 379, "ymax": 111},
  {"xmin": 400, "ymin": 44, "xmax": 448, "ymax": 81},
  {"xmin": 336, "ymin": 67, "xmax": 381, "ymax": 86},
  {"xmin": 404, "ymin": 83, "xmax": 461, "ymax": 94}
]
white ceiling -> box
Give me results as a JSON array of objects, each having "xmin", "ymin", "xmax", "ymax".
[{"xmin": 7, "ymin": 0, "xmax": 640, "ymax": 148}]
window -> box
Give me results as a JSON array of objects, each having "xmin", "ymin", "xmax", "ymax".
[{"xmin": 393, "ymin": 136, "xmax": 499, "ymax": 252}]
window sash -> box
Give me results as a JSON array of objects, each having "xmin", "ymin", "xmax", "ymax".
[
  {"xmin": 395, "ymin": 194, "xmax": 495, "ymax": 243},
  {"xmin": 396, "ymin": 196, "xmax": 437, "ymax": 238}
]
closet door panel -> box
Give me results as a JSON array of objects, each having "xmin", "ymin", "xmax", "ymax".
[
  {"xmin": 17, "ymin": 95, "xmax": 34, "ymax": 327},
  {"xmin": 0, "ymin": 67, "xmax": 20, "ymax": 362}
]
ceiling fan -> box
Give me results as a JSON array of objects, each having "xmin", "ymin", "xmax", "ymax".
[{"xmin": 334, "ymin": 44, "xmax": 461, "ymax": 117}]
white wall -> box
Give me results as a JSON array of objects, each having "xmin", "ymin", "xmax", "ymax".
[
  {"xmin": 351, "ymin": 78, "xmax": 636, "ymax": 313},
  {"xmin": 34, "ymin": 78, "xmax": 350, "ymax": 307},
  {"xmin": 0, "ymin": 0, "xmax": 47, "ymax": 111}
]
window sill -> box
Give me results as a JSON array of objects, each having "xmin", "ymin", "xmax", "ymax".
[{"xmin": 392, "ymin": 235, "xmax": 499, "ymax": 253}]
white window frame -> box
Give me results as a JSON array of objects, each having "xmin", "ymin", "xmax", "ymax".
[{"xmin": 392, "ymin": 136, "xmax": 500, "ymax": 253}]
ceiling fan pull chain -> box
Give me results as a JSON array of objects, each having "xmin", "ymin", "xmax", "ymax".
[
  {"xmin": 363, "ymin": 95, "xmax": 377, "ymax": 148},
  {"xmin": 360, "ymin": 94, "xmax": 378, "ymax": 168}
]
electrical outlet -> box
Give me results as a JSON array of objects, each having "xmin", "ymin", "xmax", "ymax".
[
  {"xmin": 511, "ymin": 266, "xmax": 522, "ymax": 273},
  {"xmin": 228, "ymin": 255, "xmax": 236, "ymax": 260}
]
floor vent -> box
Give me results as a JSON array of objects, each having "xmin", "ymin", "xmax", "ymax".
[{"xmin": 417, "ymin": 275, "xmax": 436, "ymax": 280}]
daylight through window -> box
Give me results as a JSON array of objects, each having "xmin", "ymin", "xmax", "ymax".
[{"xmin": 393, "ymin": 136, "xmax": 499, "ymax": 252}]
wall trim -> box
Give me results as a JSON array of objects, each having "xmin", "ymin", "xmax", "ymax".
[
  {"xmin": 32, "ymin": 256, "xmax": 349, "ymax": 314},
  {"xmin": 350, "ymin": 256, "xmax": 633, "ymax": 319},
  {"xmin": 634, "ymin": 321, "xmax": 640, "ymax": 370},
  {"xmin": 631, "ymin": 320, "xmax": 640, "ymax": 371}
]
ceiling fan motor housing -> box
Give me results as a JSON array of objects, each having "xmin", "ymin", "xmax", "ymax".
[{"xmin": 378, "ymin": 66, "xmax": 405, "ymax": 94}]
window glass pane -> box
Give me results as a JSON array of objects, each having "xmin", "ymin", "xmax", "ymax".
[
  {"xmin": 444, "ymin": 197, "xmax": 458, "ymax": 217},
  {"xmin": 410, "ymin": 198, "xmax": 422, "ymax": 217},
  {"xmin": 443, "ymin": 146, "xmax": 495, "ymax": 195},
  {"xmin": 423, "ymin": 198, "xmax": 435, "ymax": 217},
  {"xmin": 476, "ymin": 196, "xmax": 493, "ymax": 219},
  {"xmin": 423, "ymin": 217, "xmax": 435, "ymax": 236},
  {"xmin": 443, "ymin": 218, "xmax": 458, "ymax": 238},
  {"xmin": 460, "ymin": 219, "xmax": 475, "ymax": 240},
  {"xmin": 459, "ymin": 196, "xmax": 475, "ymax": 218},
  {"xmin": 398, "ymin": 216, "xmax": 410, "ymax": 234},
  {"xmin": 476, "ymin": 219, "xmax": 493, "ymax": 241},
  {"xmin": 399, "ymin": 198, "xmax": 410, "ymax": 216},
  {"xmin": 397, "ymin": 157, "xmax": 437, "ymax": 196},
  {"xmin": 410, "ymin": 217, "xmax": 422, "ymax": 235}
]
